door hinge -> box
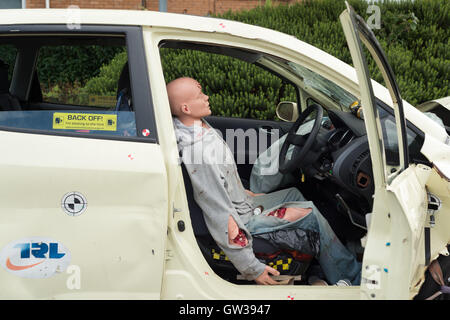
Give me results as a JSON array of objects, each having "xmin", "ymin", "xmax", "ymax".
[{"xmin": 165, "ymin": 249, "xmax": 174, "ymax": 261}]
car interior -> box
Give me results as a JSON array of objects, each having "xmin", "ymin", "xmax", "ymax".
[{"xmin": 159, "ymin": 40, "xmax": 434, "ymax": 285}]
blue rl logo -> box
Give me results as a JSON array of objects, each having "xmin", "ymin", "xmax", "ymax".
[
  {"xmin": 1, "ymin": 238, "xmax": 71, "ymax": 277},
  {"xmin": 14, "ymin": 242, "xmax": 65, "ymax": 259}
]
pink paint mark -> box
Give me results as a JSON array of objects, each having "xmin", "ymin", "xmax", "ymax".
[
  {"xmin": 219, "ymin": 23, "xmax": 225, "ymax": 28},
  {"xmin": 205, "ymin": 271, "xmax": 209, "ymax": 276},
  {"xmin": 128, "ymin": 154, "xmax": 134, "ymax": 160},
  {"xmin": 287, "ymin": 295, "xmax": 294, "ymax": 300}
]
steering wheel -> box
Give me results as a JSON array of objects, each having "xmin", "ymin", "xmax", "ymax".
[{"xmin": 278, "ymin": 104, "xmax": 323, "ymax": 174}]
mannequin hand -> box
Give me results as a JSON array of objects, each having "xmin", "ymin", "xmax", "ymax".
[{"xmin": 254, "ymin": 266, "xmax": 281, "ymax": 285}]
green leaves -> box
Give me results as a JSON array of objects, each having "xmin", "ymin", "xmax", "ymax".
[
  {"xmin": 37, "ymin": 45, "xmax": 124, "ymax": 91},
  {"xmin": 209, "ymin": 0, "xmax": 449, "ymax": 113},
  {"xmin": 160, "ymin": 47, "xmax": 297, "ymax": 120},
  {"xmin": 81, "ymin": 50, "xmax": 127, "ymax": 96}
]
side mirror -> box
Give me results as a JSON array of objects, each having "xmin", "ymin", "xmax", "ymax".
[{"xmin": 276, "ymin": 101, "xmax": 299, "ymax": 122}]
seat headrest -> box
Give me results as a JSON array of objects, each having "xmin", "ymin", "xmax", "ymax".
[{"xmin": 0, "ymin": 60, "xmax": 10, "ymax": 94}]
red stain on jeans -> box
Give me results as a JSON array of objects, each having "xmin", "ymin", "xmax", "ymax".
[{"xmin": 267, "ymin": 207, "xmax": 287, "ymax": 219}]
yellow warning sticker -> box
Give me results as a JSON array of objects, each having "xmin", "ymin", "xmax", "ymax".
[{"xmin": 53, "ymin": 113, "xmax": 117, "ymax": 131}]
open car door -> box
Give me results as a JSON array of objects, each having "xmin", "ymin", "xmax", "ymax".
[{"xmin": 340, "ymin": 3, "xmax": 449, "ymax": 299}]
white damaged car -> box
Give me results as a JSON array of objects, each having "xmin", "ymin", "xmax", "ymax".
[{"xmin": 0, "ymin": 4, "xmax": 448, "ymax": 300}]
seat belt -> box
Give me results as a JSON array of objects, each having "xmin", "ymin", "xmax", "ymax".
[{"xmin": 426, "ymin": 260, "xmax": 450, "ymax": 300}]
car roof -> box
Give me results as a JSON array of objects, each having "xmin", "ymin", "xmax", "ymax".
[{"xmin": 0, "ymin": 9, "xmax": 288, "ymax": 41}]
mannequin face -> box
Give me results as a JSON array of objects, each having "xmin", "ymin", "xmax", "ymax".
[{"xmin": 181, "ymin": 79, "xmax": 211, "ymax": 120}]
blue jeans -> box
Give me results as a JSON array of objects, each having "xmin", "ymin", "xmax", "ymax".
[{"xmin": 246, "ymin": 187, "xmax": 361, "ymax": 285}]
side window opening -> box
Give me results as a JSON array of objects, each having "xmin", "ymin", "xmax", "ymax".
[
  {"xmin": 0, "ymin": 36, "xmax": 137, "ymax": 137},
  {"xmin": 159, "ymin": 44, "xmax": 299, "ymax": 121}
]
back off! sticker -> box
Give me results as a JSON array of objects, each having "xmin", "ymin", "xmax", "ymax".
[
  {"xmin": 53, "ymin": 112, "xmax": 117, "ymax": 131},
  {"xmin": 0, "ymin": 237, "xmax": 71, "ymax": 279}
]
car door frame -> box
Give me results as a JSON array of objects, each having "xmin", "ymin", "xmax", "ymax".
[
  {"xmin": 340, "ymin": 3, "xmax": 434, "ymax": 299},
  {"xmin": 146, "ymin": 27, "xmax": 364, "ymax": 300}
]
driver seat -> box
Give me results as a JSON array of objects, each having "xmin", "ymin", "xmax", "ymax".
[{"xmin": 180, "ymin": 161, "xmax": 311, "ymax": 282}]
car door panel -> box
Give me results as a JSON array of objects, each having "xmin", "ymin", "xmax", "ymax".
[
  {"xmin": 340, "ymin": 3, "xmax": 439, "ymax": 299},
  {"xmin": 0, "ymin": 26, "xmax": 167, "ymax": 299},
  {"xmin": 0, "ymin": 131, "xmax": 167, "ymax": 299}
]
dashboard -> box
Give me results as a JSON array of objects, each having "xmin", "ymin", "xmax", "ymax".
[
  {"xmin": 302, "ymin": 109, "xmax": 374, "ymax": 212},
  {"xmin": 301, "ymin": 103, "xmax": 428, "ymax": 217}
]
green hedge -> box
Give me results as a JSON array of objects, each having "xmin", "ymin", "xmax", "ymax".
[
  {"xmin": 81, "ymin": 50, "xmax": 127, "ymax": 96},
  {"xmin": 160, "ymin": 48, "xmax": 297, "ymax": 119},
  {"xmin": 37, "ymin": 45, "xmax": 124, "ymax": 91},
  {"xmin": 215, "ymin": 0, "xmax": 449, "ymax": 108}
]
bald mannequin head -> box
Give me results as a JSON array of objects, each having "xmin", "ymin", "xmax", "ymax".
[{"xmin": 167, "ymin": 77, "xmax": 210, "ymax": 126}]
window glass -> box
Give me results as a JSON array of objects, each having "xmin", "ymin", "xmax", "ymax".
[
  {"xmin": 270, "ymin": 57, "xmax": 357, "ymax": 111},
  {"xmin": 306, "ymin": 97, "xmax": 329, "ymax": 120},
  {"xmin": 0, "ymin": 38, "xmax": 137, "ymax": 137},
  {"xmin": 377, "ymin": 104, "xmax": 424, "ymax": 165},
  {"xmin": 0, "ymin": 0, "xmax": 22, "ymax": 9},
  {"xmin": 0, "ymin": 110, "xmax": 136, "ymax": 136},
  {"xmin": 37, "ymin": 45, "xmax": 125, "ymax": 109}
]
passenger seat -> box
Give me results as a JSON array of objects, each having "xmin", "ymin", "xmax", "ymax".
[{"xmin": 0, "ymin": 60, "xmax": 21, "ymax": 111}]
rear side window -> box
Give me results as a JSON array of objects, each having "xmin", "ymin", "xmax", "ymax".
[{"xmin": 0, "ymin": 36, "xmax": 137, "ymax": 137}]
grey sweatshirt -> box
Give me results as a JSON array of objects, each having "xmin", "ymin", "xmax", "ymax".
[{"xmin": 173, "ymin": 117, "xmax": 266, "ymax": 280}]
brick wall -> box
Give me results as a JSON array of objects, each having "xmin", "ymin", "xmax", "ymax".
[
  {"xmin": 26, "ymin": 0, "xmax": 301, "ymax": 15},
  {"xmin": 26, "ymin": 0, "xmax": 45, "ymax": 8},
  {"xmin": 27, "ymin": 0, "xmax": 144, "ymax": 10}
]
